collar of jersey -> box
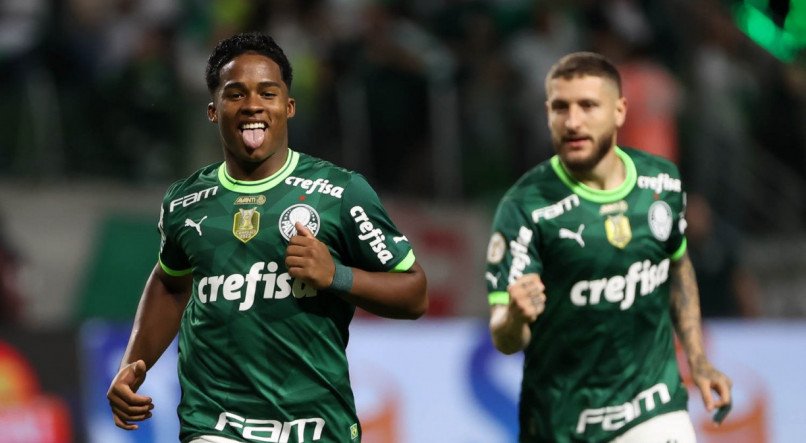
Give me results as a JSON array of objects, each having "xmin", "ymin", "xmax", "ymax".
[
  {"xmin": 217, "ymin": 150, "xmax": 299, "ymax": 194},
  {"xmin": 550, "ymin": 147, "xmax": 636, "ymax": 203}
]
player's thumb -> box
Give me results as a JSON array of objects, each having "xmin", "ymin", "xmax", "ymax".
[
  {"xmin": 698, "ymin": 380, "xmax": 715, "ymax": 411},
  {"xmin": 534, "ymin": 274, "xmax": 545, "ymax": 292},
  {"xmin": 295, "ymin": 222, "xmax": 314, "ymax": 238}
]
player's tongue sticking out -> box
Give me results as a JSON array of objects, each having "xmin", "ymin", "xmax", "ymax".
[{"xmin": 242, "ymin": 127, "xmax": 265, "ymax": 149}]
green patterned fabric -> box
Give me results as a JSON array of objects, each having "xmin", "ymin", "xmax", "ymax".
[
  {"xmin": 486, "ymin": 147, "xmax": 689, "ymax": 442},
  {"xmin": 158, "ymin": 150, "xmax": 415, "ymax": 443}
]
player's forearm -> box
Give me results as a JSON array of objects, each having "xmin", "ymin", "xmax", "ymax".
[
  {"xmin": 121, "ymin": 265, "xmax": 190, "ymax": 369},
  {"xmin": 489, "ymin": 306, "xmax": 531, "ymax": 354},
  {"xmin": 339, "ymin": 262, "xmax": 428, "ymax": 319},
  {"xmin": 669, "ymin": 253, "xmax": 708, "ymax": 367}
]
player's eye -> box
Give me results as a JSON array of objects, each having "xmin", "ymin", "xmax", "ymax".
[
  {"xmin": 551, "ymin": 102, "xmax": 568, "ymax": 112},
  {"xmin": 580, "ymin": 100, "xmax": 597, "ymax": 109}
]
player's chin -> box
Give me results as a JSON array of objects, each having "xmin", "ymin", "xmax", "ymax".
[
  {"xmin": 239, "ymin": 142, "xmax": 262, "ymax": 155},
  {"xmin": 557, "ymin": 142, "xmax": 583, "ymax": 156},
  {"xmin": 239, "ymin": 147, "xmax": 271, "ymax": 163},
  {"xmin": 560, "ymin": 153, "xmax": 594, "ymax": 171}
]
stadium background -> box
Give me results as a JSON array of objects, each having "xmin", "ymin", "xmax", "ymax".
[{"xmin": 0, "ymin": 0, "xmax": 804, "ymax": 441}]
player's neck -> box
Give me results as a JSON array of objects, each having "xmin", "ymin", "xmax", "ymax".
[
  {"xmin": 225, "ymin": 147, "xmax": 290, "ymax": 182},
  {"xmin": 571, "ymin": 147, "xmax": 624, "ymax": 191}
]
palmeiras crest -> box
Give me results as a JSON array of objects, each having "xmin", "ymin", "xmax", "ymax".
[
  {"xmin": 648, "ymin": 200, "xmax": 673, "ymax": 241},
  {"xmin": 233, "ymin": 207, "xmax": 260, "ymax": 243},
  {"xmin": 279, "ymin": 204, "xmax": 321, "ymax": 240}
]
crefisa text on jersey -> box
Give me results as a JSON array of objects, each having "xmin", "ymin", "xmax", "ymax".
[
  {"xmin": 197, "ymin": 261, "xmax": 318, "ymax": 311},
  {"xmin": 570, "ymin": 259, "xmax": 670, "ymax": 310},
  {"xmin": 637, "ymin": 173, "xmax": 681, "ymax": 194},
  {"xmin": 508, "ymin": 226, "xmax": 534, "ymax": 285},
  {"xmin": 350, "ymin": 206, "xmax": 394, "ymax": 264},
  {"xmin": 285, "ymin": 176, "xmax": 344, "ymax": 198}
]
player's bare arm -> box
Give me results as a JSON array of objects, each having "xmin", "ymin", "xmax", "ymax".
[
  {"xmin": 670, "ymin": 252, "xmax": 732, "ymax": 412},
  {"xmin": 286, "ymin": 222, "xmax": 427, "ymax": 319},
  {"xmin": 107, "ymin": 265, "xmax": 191, "ymax": 430},
  {"xmin": 490, "ymin": 273, "xmax": 545, "ymax": 355}
]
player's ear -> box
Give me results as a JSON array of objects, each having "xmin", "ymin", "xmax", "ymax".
[
  {"xmin": 614, "ymin": 96, "xmax": 626, "ymax": 128},
  {"xmin": 207, "ymin": 102, "xmax": 217, "ymax": 123},
  {"xmin": 286, "ymin": 97, "xmax": 296, "ymax": 118}
]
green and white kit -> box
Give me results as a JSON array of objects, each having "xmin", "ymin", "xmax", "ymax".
[
  {"xmin": 158, "ymin": 150, "xmax": 415, "ymax": 443},
  {"xmin": 486, "ymin": 147, "xmax": 689, "ymax": 442}
]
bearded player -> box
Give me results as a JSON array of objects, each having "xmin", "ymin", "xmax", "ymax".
[{"xmin": 486, "ymin": 52, "xmax": 731, "ymax": 442}]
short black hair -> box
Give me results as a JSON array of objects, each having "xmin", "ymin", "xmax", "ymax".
[
  {"xmin": 545, "ymin": 52, "xmax": 622, "ymax": 96},
  {"xmin": 205, "ymin": 32, "xmax": 293, "ymax": 93}
]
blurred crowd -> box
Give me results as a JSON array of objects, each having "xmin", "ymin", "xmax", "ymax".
[
  {"xmin": 1, "ymin": 0, "xmax": 804, "ymax": 208},
  {"xmin": 0, "ymin": 0, "xmax": 804, "ymax": 323}
]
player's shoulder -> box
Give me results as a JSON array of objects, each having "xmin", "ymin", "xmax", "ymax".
[
  {"xmin": 620, "ymin": 146, "xmax": 681, "ymax": 178},
  {"xmin": 294, "ymin": 152, "xmax": 362, "ymax": 182},
  {"xmin": 163, "ymin": 163, "xmax": 221, "ymax": 201},
  {"xmin": 294, "ymin": 151, "xmax": 377, "ymax": 194}
]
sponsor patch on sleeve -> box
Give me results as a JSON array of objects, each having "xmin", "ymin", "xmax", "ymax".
[{"xmin": 486, "ymin": 232, "xmax": 506, "ymax": 264}]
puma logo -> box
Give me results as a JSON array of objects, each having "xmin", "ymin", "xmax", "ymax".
[
  {"xmin": 185, "ymin": 216, "xmax": 208, "ymax": 236},
  {"xmin": 393, "ymin": 235, "xmax": 409, "ymax": 243},
  {"xmin": 485, "ymin": 272, "xmax": 499, "ymax": 287},
  {"xmin": 559, "ymin": 224, "xmax": 585, "ymax": 247}
]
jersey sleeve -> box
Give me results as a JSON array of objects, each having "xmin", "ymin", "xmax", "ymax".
[
  {"xmin": 338, "ymin": 174, "xmax": 415, "ymax": 272},
  {"xmin": 485, "ymin": 196, "xmax": 542, "ymax": 305},
  {"xmin": 157, "ymin": 183, "xmax": 192, "ymax": 276}
]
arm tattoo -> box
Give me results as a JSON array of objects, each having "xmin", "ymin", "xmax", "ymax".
[{"xmin": 670, "ymin": 252, "xmax": 707, "ymax": 367}]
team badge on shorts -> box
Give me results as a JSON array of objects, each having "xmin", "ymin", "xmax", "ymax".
[
  {"xmin": 604, "ymin": 214, "xmax": 632, "ymax": 249},
  {"xmin": 279, "ymin": 204, "xmax": 321, "ymax": 240},
  {"xmin": 233, "ymin": 207, "xmax": 261, "ymax": 243},
  {"xmin": 648, "ymin": 200, "xmax": 673, "ymax": 241}
]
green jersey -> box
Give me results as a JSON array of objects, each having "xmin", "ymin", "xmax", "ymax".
[
  {"xmin": 157, "ymin": 150, "xmax": 416, "ymax": 443},
  {"xmin": 485, "ymin": 147, "xmax": 689, "ymax": 442}
]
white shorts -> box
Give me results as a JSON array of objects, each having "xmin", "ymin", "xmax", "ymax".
[
  {"xmin": 610, "ymin": 410, "xmax": 697, "ymax": 443},
  {"xmin": 189, "ymin": 436, "xmax": 242, "ymax": 443}
]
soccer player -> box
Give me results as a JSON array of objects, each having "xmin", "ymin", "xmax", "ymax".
[
  {"xmin": 485, "ymin": 52, "xmax": 731, "ymax": 442},
  {"xmin": 106, "ymin": 32, "xmax": 427, "ymax": 443}
]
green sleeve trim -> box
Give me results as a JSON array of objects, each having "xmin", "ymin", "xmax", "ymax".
[
  {"xmin": 671, "ymin": 237, "xmax": 687, "ymax": 261},
  {"xmin": 488, "ymin": 291, "xmax": 510, "ymax": 305},
  {"xmin": 550, "ymin": 147, "xmax": 637, "ymax": 203},
  {"xmin": 159, "ymin": 257, "xmax": 192, "ymax": 277},
  {"xmin": 391, "ymin": 250, "xmax": 415, "ymax": 272}
]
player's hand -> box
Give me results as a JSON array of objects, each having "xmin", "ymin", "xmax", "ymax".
[
  {"xmin": 690, "ymin": 358, "xmax": 732, "ymax": 412},
  {"xmin": 285, "ymin": 222, "xmax": 335, "ymax": 289},
  {"xmin": 507, "ymin": 273, "xmax": 546, "ymax": 323},
  {"xmin": 107, "ymin": 359, "xmax": 153, "ymax": 430}
]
